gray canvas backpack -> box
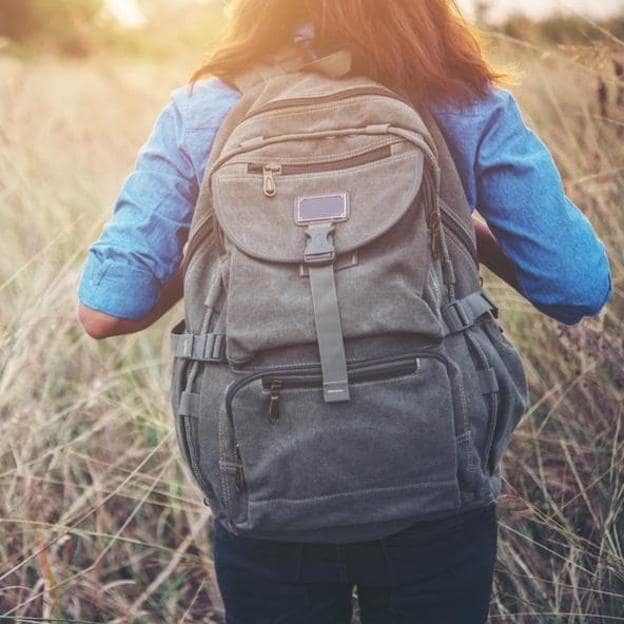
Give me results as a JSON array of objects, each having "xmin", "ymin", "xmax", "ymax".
[{"xmin": 170, "ymin": 49, "xmax": 529, "ymax": 543}]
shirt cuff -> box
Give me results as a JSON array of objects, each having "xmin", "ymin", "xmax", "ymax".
[
  {"xmin": 78, "ymin": 255, "xmax": 160, "ymax": 320},
  {"xmin": 525, "ymin": 270, "xmax": 612, "ymax": 326}
]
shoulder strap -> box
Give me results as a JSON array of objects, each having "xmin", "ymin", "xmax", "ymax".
[
  {"xmin": 419, "ymin": 108, "xmax": 473, "ymax": 219},
  {"xmin": 420, "ymin": 107, "xmax": 479, "ymax": 263}
]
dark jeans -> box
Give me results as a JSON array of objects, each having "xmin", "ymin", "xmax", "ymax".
[{"xmin": 213, "ymin": 503, "xmax": 498, "ymax": 624}]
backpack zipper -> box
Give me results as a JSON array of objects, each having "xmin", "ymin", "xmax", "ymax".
[
  {"xmin": 227, "ymin": 352, "xmax": 430, "ymax": 420},
  {"xmin": 262, "ymin": 359, "xmax": 420, "ymax": 424},
  {"xmin": 234, "ymin": 444, "xmax": 246, "ymax": 491},
  {"xmin": 267, "ymin": 379, "xmax": 283, "ymax": 424},
  {"xmin": 248, "ymin": 145, "xmax": 394, "ymax": 198},
  {"xmin": 439, "ymin": 204, "xmax": 479, "ymax": 265},
  {"xmin": 243, "ymin": 86, "xmax": 410, "ymax": 124},
  {"xmin": 259, "ymin": 163, "xmax": 282, "ymax": 198}
]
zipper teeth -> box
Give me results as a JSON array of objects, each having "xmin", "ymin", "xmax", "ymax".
[
  {"xmin": 186, "ymin": 168, "xmax": 474, "ymax": 275},
  {"xmin": 185, "ymin": 225, "xmax": 210, "ymax": 273},
  {"xmin": 185, "ymin": 144, "xmax": 396, "ymax": 267},
  {"xmin": 439, "ymin": 208, "xmax": 478, "ymax": 265},
  {"xmin": 225, "ymin": 351, "xmax": 448, "ymax": 421},
  {"xmin": 248, "ymin": 145, "xmax": 393, "ymax": 176},
  {"xmin": 244, "ymin": 87, "xmax": 408, "ymax": 122},
  {"xmin": 262, "ymin": 360, "xmax": 419, "ymax": 390}
]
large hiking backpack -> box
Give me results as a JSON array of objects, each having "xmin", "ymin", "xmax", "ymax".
[{"xmin": 171, "ymin": 50, "xmax": 528, "ymax": 543}]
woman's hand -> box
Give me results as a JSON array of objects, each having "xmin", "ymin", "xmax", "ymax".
[
  {"xmin": 472, "ymin": 218, "xmax": 520, "ymax": 291},
  {"xmin": 78, "ymin": 269, "xmax": 184, "ymax": 340}
]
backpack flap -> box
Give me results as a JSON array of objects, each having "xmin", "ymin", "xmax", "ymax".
[{"xmin": 212, "ymin": 139, "xmax": 424, "ymax": 263}]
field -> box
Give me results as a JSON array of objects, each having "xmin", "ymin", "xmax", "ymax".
[{"xmin": 0, "ymin": 27, "xmax": 623, "ymax": 624}]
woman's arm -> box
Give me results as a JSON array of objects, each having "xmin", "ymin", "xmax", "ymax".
[
  {"xmin": 473, "ymin": 89, "xmax": 611, "ymax": 323},
  {"xmin": 473, "ymin": 217, "xmax": 519, "ymax": 291},
  {"xmin": 77, "ymin": 79, "xmax": 241, "ymax": 340},
  {"xmin": 434, "ymin": 88, "xmax": 611, "ymax": 324},
  {"xmin": 78, "ymin": 270, "xmax": 184, "ymax": 340}
]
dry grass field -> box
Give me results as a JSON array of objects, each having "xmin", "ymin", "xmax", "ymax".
[{"xmin": 0, "ymin": 29, "xmax": 623, "ymax": 623}]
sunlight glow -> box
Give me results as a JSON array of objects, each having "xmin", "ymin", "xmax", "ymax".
[{"xmin": 105, "ymin": 0, "xmax": 147, "ymax": 29}]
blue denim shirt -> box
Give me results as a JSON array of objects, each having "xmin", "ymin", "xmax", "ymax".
[{"xmin": 78, "ymin": 79, "xmax": 612, "ymax": 325}]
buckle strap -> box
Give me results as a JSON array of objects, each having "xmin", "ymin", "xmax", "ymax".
[
  {"xmin": 307, "ymin": 262, "xmax": 351, "ymax": 404},
  {"xmin": 171, "ymin": 326, "xmax": 226, "ymax": 363},
  {"xmin": 442, "ymin": 290, "xmax": 498, "ymax": 335},
  {"xmin": 303, "ymin": 223, "xmax": 350, "ymax": 404}
]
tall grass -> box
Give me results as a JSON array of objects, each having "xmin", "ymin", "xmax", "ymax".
[{"xmin": 0, "ymin": 34, "xmax": 623, "ymax": 623}]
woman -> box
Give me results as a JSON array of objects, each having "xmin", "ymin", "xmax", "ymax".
[{"xmin": 77, "ymin": 1, "xmax": 611, "ymax": 622}]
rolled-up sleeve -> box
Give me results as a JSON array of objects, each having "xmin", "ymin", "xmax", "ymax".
[
  {"xmin": 78, "ymin": 94, "xmax": 199, "ymax": 319},
  {"xmin": 475, "ymin": 90, "xmax": 612, "ymax": 324}
]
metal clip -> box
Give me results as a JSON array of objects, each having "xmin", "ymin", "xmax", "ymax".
[{"xmin": 268, "ymin": 380, "xmax": 283, "ymax": 424}]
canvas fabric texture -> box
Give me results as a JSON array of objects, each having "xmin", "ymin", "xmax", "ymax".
[{"xmin": 170, "ymin": 51, "xmax": 529, "ymax": 544}]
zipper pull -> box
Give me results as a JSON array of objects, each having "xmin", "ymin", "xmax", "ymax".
[
  {"xmin": 263, "ymin": 163, "xmax": 282, "ymax": 198},
  {"xmin": 234, "ymin": 444, "xmax": 246, "ymax": 492},
  {"xmin": 428, "ymin": 211, "xmax": 442, "ymax": 261},
  {"xmin": 268, "ymin": 380, "xmax": 283, "ymax": 424}
]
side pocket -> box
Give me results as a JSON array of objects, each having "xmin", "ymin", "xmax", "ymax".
[
  {"xmin": 443, "ymin": 333, "xmax": 493, "ymax": 503},
  {"xmin": 224, "ymin": 354, "xmax": 461, "ymax": 536},
  {"xmin": 472, "ymin": 320, "xmax": 529, "ymax": 474},
  {"xmin": 171, "ymin": 354, "xmax": 191, "ymax": 478},
  {"xmin": 170, "ymin": 322, "xmax": 224, "ymax": 514},
  {"xmin": 180, "ymin": 410, "xmax": 218, "ymax": 504},
  {"xmin": 455, "ymin": 430, "xmax": 483, "ymax": 502}
]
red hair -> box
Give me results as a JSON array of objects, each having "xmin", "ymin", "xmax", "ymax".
[{"xmin": 193, "ymin": 0, "xmax": 502, "ymax": 105}]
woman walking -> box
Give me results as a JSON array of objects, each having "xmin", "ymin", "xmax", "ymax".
[{"xmin": 78, "ymin": 1, "xmax": 611, "ymax": 622}]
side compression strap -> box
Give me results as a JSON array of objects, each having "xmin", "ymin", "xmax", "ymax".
[
  {"xmin": 442, "ymin": 290, "xmax": 499, "ymax": 335},
  {"xmin": 171, "ymin": 323, "xmax": 227, "ymax": 363}
]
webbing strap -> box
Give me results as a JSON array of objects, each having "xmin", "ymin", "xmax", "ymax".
[
  {"xmin": 171, "ymin": 329, "xmax": 226, "ymax": 363},
  {"xmin": 308, "ymin": 263, "xmax": 351, "ymax": 403},
  {"xmin": 442, "ymin": 291, "xmax": 498, "ymax": 335},
  {"xmin": 303, "ymin": 223, "xmax": 350, "ymax": 403},
  {"xmin": 179, "ymin": 391, "xmax": 201, "ymax": 417}
]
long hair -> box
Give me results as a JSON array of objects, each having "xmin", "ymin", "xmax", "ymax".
[{"xmin": 192, "ymin": 0, "xmax": 503, "ymax": 105}]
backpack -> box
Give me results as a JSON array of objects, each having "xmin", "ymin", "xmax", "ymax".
[{"xmin": 170, "ymin": 49, "xmax": 529, "ymax": 543}]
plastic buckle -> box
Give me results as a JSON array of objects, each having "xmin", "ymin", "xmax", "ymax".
[
  {"xmin": 179, "ymin": 334, "xmax": 195, "ymax": 359},
  {"xmin": 481, "ymin": 291, "xmax": 499, "ymax": 319},
  {"xmin": 304, "ymin": 223, "xmax": 336, "ymax": 266},
  {"xmin": 445, "ymin": 301, "xmax": 471, "ymax": 332}
]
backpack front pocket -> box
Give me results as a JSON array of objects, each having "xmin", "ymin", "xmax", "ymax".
[{"xmin": 220, "ymin": 352, "xmax": 462, "ymax": 535}]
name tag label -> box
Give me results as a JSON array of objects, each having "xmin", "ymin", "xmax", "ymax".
[{"xmin": 295, "ymin": 193, "xmax": 350, "ymax": 225}]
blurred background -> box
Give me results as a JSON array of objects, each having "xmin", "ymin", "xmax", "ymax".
[
  {"xmin": 1, "ymin": 0, "xmax": 624, "ymax": 57},
  {"xmin": 0, "ymin": 1, "xmax": 623, "ymax": 622}
]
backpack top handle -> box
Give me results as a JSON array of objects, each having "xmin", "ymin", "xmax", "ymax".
[{"xmin": 232, "ymin": 48, "xmax": 353, "ymax": 94}]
